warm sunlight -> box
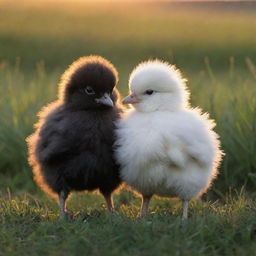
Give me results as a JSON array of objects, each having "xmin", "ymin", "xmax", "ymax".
[{"xmin": 1, "ymin": 1, "xmax": 256, "ymax": 255}]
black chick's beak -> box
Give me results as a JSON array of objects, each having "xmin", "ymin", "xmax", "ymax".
[{"xmin": 95, "ymin": 93, "xmax": 114, "ymax": 107}]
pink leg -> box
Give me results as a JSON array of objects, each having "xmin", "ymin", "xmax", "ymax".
[
  {"xmin": 140, "ymin": 195, "xmax": 152, "ymax": 217},
  {"xmin": 59, "ymin": 191, "xmax": 68, "ymax": 218},
  {"xmin": 104, "ymin": 194, "xmax": 114, "ymax": 212},
  {"xmin": 182, "ymin": 200, "xmax": 189, "ymax": 220}
]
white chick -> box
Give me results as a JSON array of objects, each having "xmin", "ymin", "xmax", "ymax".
[{"xmin": 115, "ymin": 60, "xmax": 223, "ymax": 219}]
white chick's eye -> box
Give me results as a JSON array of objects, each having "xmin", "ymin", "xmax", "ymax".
[
  {"xmin": 81, "ymin": 86, "xmax": 95, "ymax": 95},
  {"xmin": 144, "ymin": 89, "xmax": 154, "ymax": 95}
]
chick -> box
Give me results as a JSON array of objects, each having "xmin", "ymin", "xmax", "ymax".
[
  {"xmin": 27, "ymin": 56, "xmax": 123, "ymax": 217},
  {"xmin": 115, "ymin": 60, "xmax": 223, "ymax": 219}
]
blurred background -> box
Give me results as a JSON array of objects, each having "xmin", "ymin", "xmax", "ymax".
[{"xmin": 0, "ymin": 0, "xmax": 255, "ymax": 198}]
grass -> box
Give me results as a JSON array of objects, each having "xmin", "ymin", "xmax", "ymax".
[
  {"xmin": 1, "ymin": 190, "xmax": 256, "ymax": 256},
  {"xmin": 1, "ymin": 1, "xmax": 256, "ymax": 73},
  {"xmin": 1, "ymin": 55, "xmax": 256, "ymax": 195},
  {"xmin": 0, "ymin": 1, "xmax": 256, "ymax": 255}
]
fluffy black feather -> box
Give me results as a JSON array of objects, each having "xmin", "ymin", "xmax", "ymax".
[{"xmin": 27, "ymin": 56, "xmax": 123, "ymax": 215}]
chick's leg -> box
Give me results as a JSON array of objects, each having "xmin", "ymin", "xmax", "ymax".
[
  {"xmin": 103, "ymin": 193, "xmax": 114, "ymax": 212},
  {"xmin": 182, "ymin": 200, "xmax": 189, "ymax": 220},
  {"xmin": 59, "ymin": 191, "xmax": 69, "ymax": 218},
  {"xmin": 140, "ymin": 195, "xmax": 152, "ymax": 217}
]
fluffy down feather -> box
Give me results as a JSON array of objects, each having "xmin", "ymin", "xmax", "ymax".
[
  {"xmin": 27, "ymin": 56, "xmax": 123, "ymax": 217},
  {"xmin": 115, "ymin": 60, "xmax": 223, "ymax": 218}
]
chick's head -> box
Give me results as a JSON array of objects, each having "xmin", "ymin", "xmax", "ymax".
[
  {"xmin": 59, "ymin": 55, "xmax": 119, "ymax": 110},
  {"xmin": 123, "ymin": 60, "xmax": 189, "ymax": 112}
]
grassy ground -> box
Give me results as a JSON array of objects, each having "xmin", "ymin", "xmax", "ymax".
[
  {"xmin": 1, "ymin": 190, "xmax": 256, "ymax": 256},
  {"xmin": 0, "ymin": 1, "xmax": 256, "ymax": 255}
]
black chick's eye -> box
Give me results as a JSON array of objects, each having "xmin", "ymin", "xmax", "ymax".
[
  {"xmin": 80, "ymin": 86, "xmax": 95, "ymax": 95},
  {"xmin": 144, "ymin": 89, "xmax": 154, "ymax": 95}
]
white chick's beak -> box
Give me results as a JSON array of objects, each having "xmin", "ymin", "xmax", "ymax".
[
  {"xmin": 95, "ymin": 93, "xmax": 114, "ymax": 107},
  {"xmin": 122, "ymin": 93, "xmax": 140, "ymax": 105}
]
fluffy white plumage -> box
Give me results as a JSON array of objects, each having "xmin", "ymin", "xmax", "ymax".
[{"xmin": 115, "ymin": 60, "xmax": 223, "ymax": 218}]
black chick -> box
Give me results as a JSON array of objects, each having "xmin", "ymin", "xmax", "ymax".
[{"xmin": 27, "ymin": 56, "xmax": 123, "ymax": 217}]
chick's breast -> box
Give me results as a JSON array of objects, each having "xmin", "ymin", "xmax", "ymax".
[
  {"xmin": 115, "ymin": 110, "xmax": 221, "ymax": 200},
  {"xmin": 116, "ymin": 111, "xmax": 172, "ymax": 196},
  {"xmin": 32, "ymin": 106, "xmax": 121, "ymax": 195},
  {"xmin": 59, "ymin": 111, "xmax": 119, "ymax": 188}
]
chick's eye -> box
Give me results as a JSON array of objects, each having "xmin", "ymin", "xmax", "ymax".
[
  {"xmin": 145, "ymin": 89, "xmax": 154, "ymax": 95},
  {"xmin": 85, "ymin": 86, "xmax": 95, "ymax": 95}
]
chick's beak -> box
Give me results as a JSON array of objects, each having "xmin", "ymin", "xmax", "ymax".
[
  {"xmin": 122, "ymin": 93, "xmax": 140, "ymax": 105},
  {"xmin": 95, "ymin": 93, "xmax": 114, "ymax": 107}
]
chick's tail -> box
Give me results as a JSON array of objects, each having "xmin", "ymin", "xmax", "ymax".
[
  {"xmin": 27, "ymin": 133, "xmax": 59, "ymax": 200},
  {"xmin": 32, "ymin": 164, "xmax": 59, "ymax": 199}
]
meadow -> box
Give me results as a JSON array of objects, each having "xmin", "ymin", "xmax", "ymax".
[{"xmin": 0, "ymin": 1, "xmax": 256, "ymax": 255}]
